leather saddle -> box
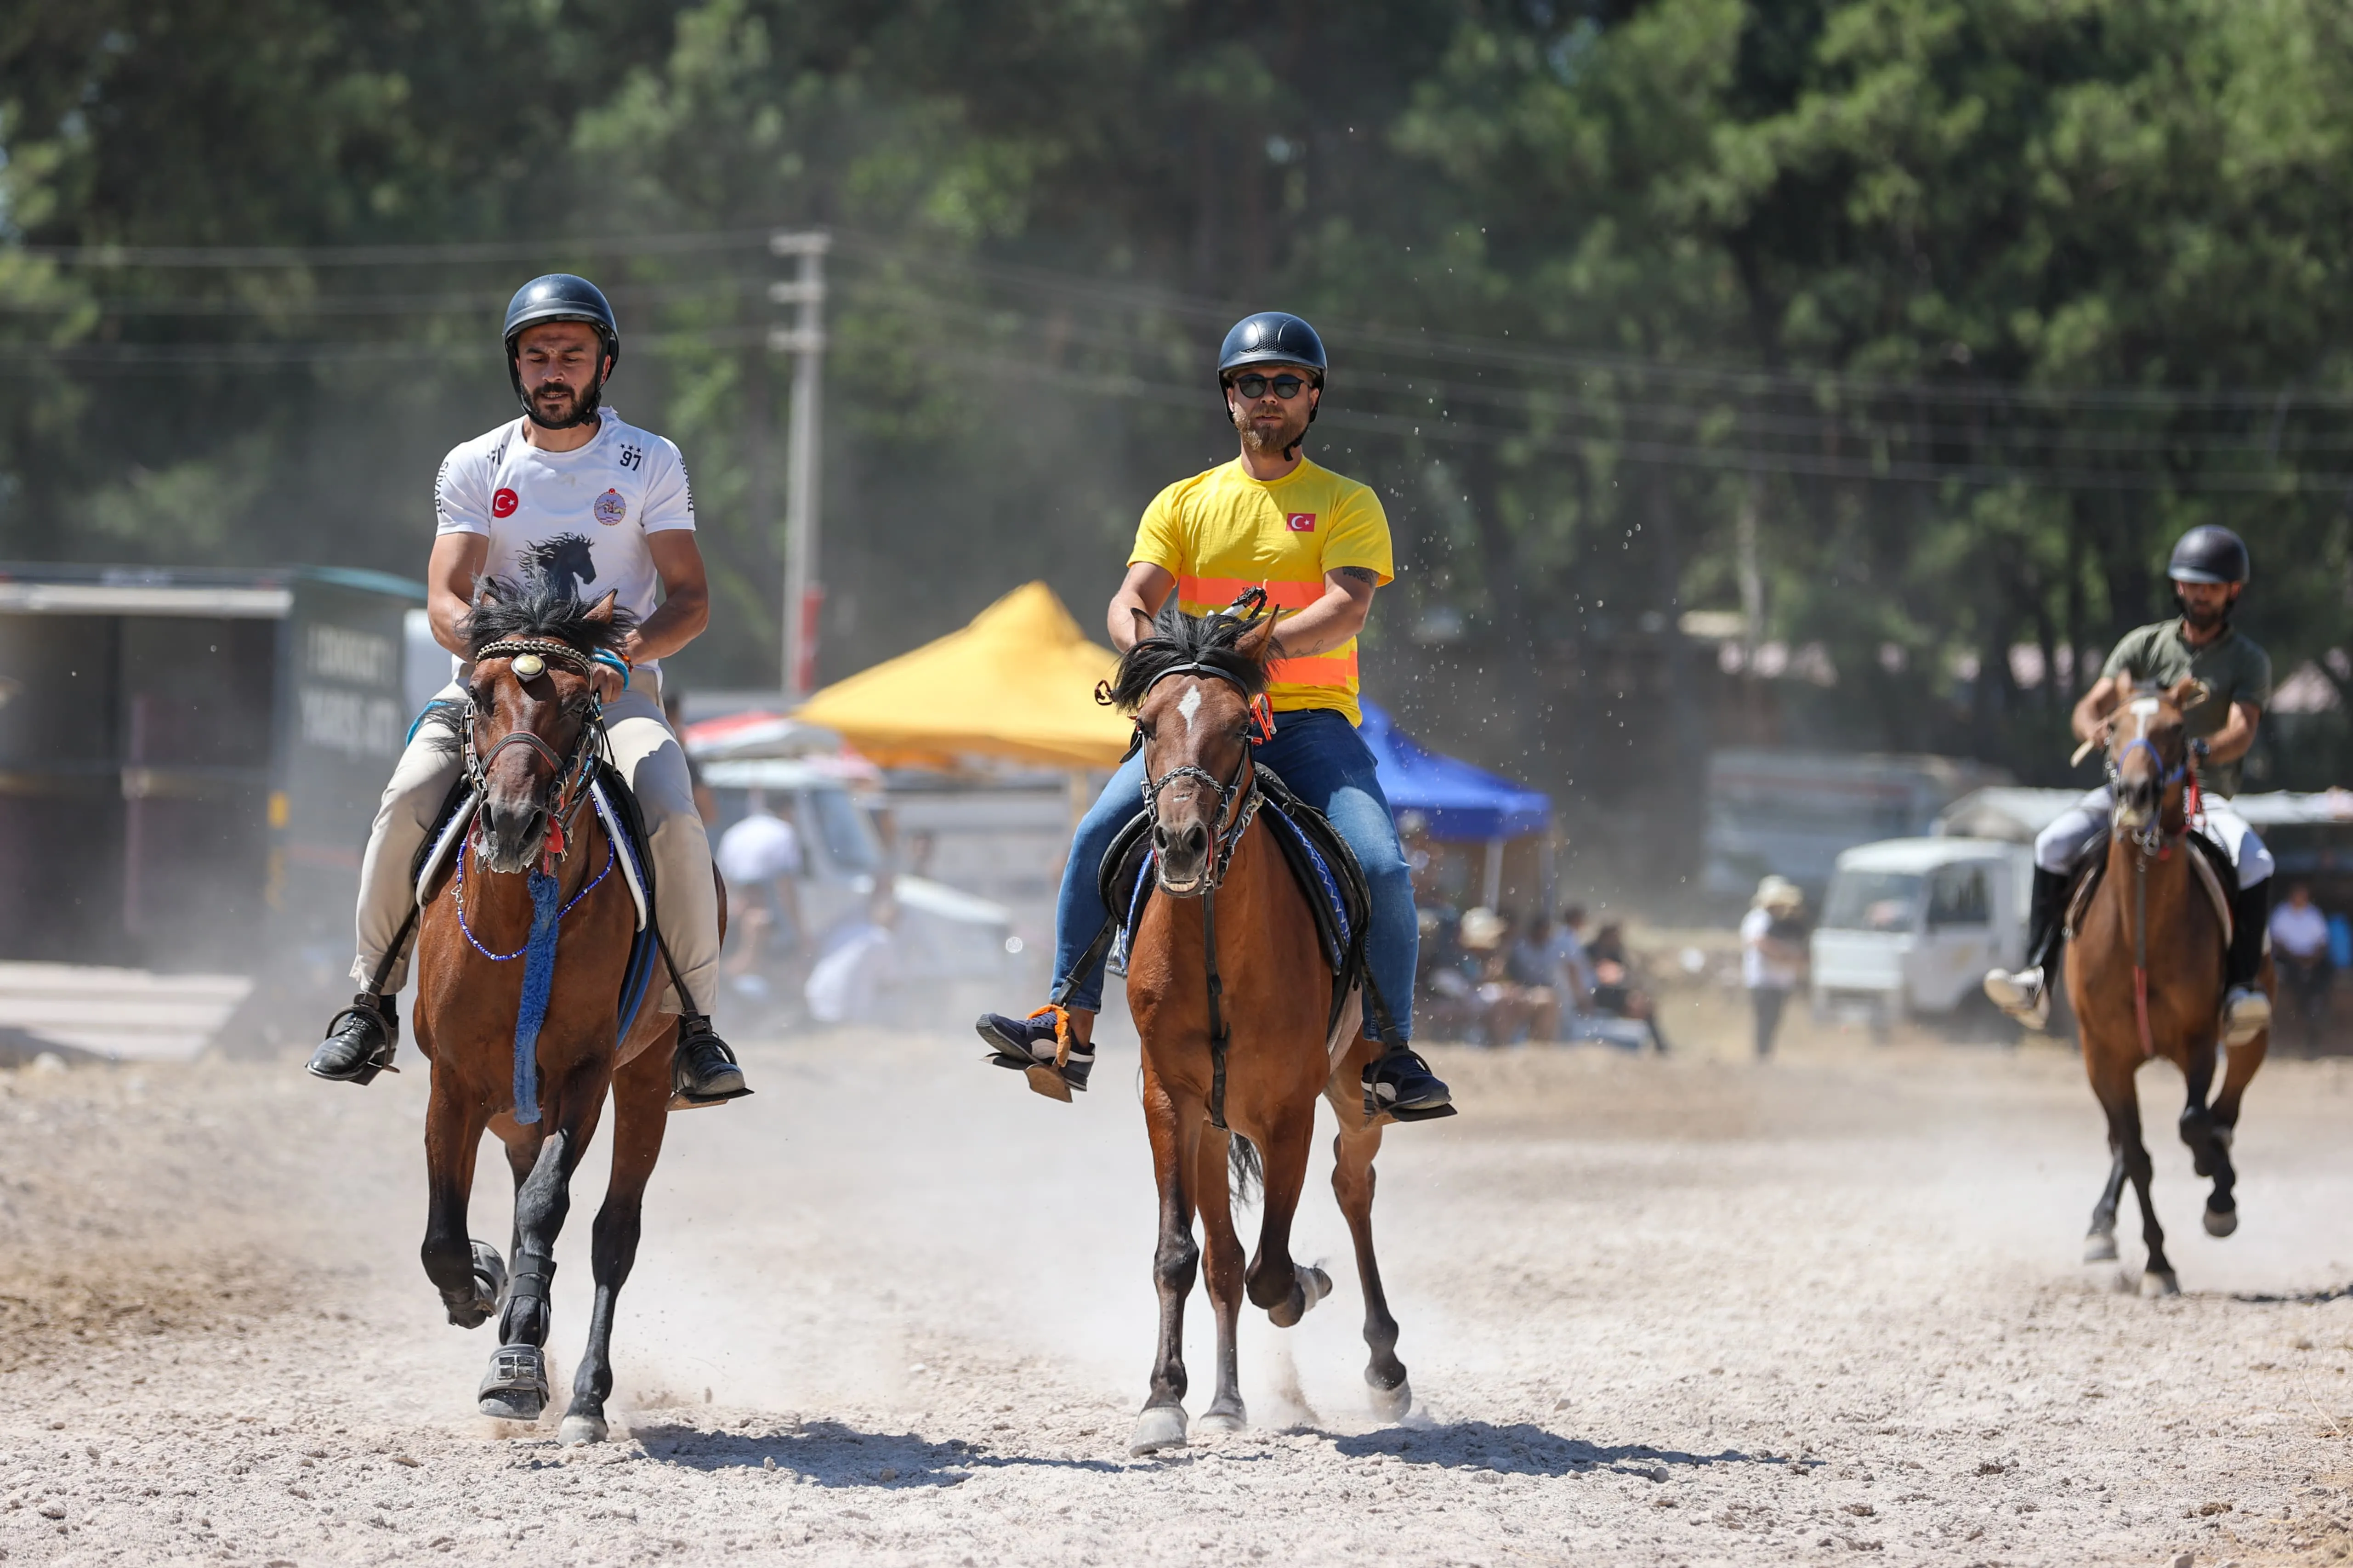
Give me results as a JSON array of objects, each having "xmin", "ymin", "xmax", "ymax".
[{"xmin": 2063, "ymin": 829, "xmax": 2236, "ymax": 949}]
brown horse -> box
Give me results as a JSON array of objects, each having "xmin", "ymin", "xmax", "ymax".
[
  {"xmin": 409, "ymin": 578, "xmax": 715, "ymax": 1441},
  {"xmin": 2067, "ymin": 678, "xmax": 2270, "ymax": 1294},
  {"xmin": 1105, "ymin": 605, "xmax": 1412, "ymax": 1456}
]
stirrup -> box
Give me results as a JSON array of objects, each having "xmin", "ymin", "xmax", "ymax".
[
  {"xmin": 670, "ymin": 1020, "xmax": 751, "ymax": 1110},
  {"xmin": 2222, "ymin": 985, "xmax": 2272, "ymax": 1048},
  {"xmin": 307, "ymin": 997, "xmax": 399, "ymax": 1085},
  {"xmin": 1983, "ymin": 966, "xmax": 2050, "ymax": 1028}
]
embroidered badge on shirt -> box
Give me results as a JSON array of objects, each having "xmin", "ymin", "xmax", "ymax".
[
  {"xmin": 492, "ymin": 488, "xmax": 520, "ymax": 518},
  {"xmin": 1285, "ymin": 512, "xmax": 1317, "ymax": 533},
  {"xmin": 593, "ymin": 489, "xmax": 627, "ymax": 527}
]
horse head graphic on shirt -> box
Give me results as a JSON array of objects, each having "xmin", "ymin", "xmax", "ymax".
[{"xmin": 527, "ymin": 534, "xmax": 598, "ymax": 600}]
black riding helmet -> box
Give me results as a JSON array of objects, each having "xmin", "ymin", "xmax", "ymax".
[
  {"xmin": 1217, "ymin": 312, "xmax": 1326, "ymax": 457},
  {"xmin": 503, "ymin": 274, "xmax": 620, "ymax": 429},
  {"xmin": 2168, "ymin": 524, "xmax": 2251, "ymax": 585}
]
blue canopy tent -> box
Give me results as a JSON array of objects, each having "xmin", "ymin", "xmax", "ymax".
[{"xmin": 1358, "ymin": 702, "xmax": 1552, "ymax": 909}]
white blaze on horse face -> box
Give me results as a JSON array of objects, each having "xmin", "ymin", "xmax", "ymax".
[
  {"xmin": 2129, "ymin": 696, "xmax": 2160, "ymax": 739},
  {"xmin": 1176, "ymin": 683, "xmax": 1203, "ymax": 735}
]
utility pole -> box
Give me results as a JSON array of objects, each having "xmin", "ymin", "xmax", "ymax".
[{"xmin": 769, "ymin": 229, "xmax": 830, "ymax": 700}]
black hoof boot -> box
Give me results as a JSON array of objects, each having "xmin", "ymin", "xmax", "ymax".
[
  {"xmin": 1364, "ymin": 1045, "xmax": 1455, "ymax": 1122},
  {"xmin": 307, "ymin": 994, "xmax": 398, "ymax": 1085},
  {"xmin": 670, "ymin": 1016, "xmax": 750, "ymax": 1109},
  {"xmin": 478, "ymin": 1344, "xmax": 549, "ymax": 1421}
]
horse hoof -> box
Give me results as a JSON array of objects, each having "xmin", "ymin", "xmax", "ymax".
[
  {"xmin": 2204, "ymin": 1205, "xmax": 2239, "ymax": 1238},
  {"xmin": 478, "ymin": 1344, "xmax": 550, "ymax": 1421},
  {"xmin": 1299, "ymin": 1265, "xmax": 1332, "ymax": 1313},
  {"xmin": 1129, "ymin": 1405, "xmax": 1188, "ymax": 1456},
  {"xmin": 2141, "ymin": 1269, "xmax": 2182, "ymax": 1298},
  {"xmin": 1196, "ymin": 1407, "xmax": 1247, "ymax": 1437},
  {"xmin": 451, "ymin": 1241, "xmax": 507, "ymax": 1329},
  {"xmin": 2082, "ymin": 1232, "xmax": 2120, "ymax": 1264},
  {"xmin": 559, "ymin": 1414, "xmax": 608, "ymax": 1446},
  {"xmin": 1367, "ymin": 1375, "xmax": 1413, "ymax": 1422}
]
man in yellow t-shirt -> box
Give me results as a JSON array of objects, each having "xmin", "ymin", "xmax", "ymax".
[{"xmin": 976, "ymin": 312, "xmax": 1452, "ymax": 1121}]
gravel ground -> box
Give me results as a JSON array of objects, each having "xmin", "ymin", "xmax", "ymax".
[{"xmin": 5, "ymin": 1003, "xmax": 2353, "ymax": 1566}]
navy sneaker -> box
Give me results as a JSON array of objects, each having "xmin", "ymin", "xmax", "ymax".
[
  {"xmin": 1364, "ymin": 1045, "xmax": 1455, "ymax": 1122},
  {"xmin": 976, "ymin": 1009, "xmax": 1093, "ymax": 1094}
]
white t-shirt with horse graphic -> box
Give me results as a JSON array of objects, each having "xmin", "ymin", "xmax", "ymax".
[{"xmin": 433, "ymin": 410, "xmax": 695, "ymax": 673}]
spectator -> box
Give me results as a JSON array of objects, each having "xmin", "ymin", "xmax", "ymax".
[
  {"xmin": 1742, "ymin": 876, "xmax": 1808, "ymax": 1058},
  {"xmin": 1414, "ymin": 906, "xmax": 1483, "ymax": 1040},
  {"xmin": 2269, "ymin": 881, "xmax": 2333, "ymax": 1048},
  {"xmin": 805, "ymin": 888, "xmax": 901, "ymax": 1024},
  {"xmin": 1587, "ymin": 920, "xmax": 1671, "ymax": 1051},
  {"xmin": 1459, "ymin": 907, "xmax": 1559, "ymax": 1045},
  {"xmin": 716, "ymin": 792, "xmax": 807, "ymax": 977},
  {"xmin": 1548, "ymin": 905, "xmax": 1599, "ymax": 1013}
]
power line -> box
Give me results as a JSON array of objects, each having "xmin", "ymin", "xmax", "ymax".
[
  {"xmin": 7, "ymin": 230, "xmax": 776, "ymax": 268},
  {"xmin": 14, "ymin": 224, "xmax": 2353, "ymax": 412}
]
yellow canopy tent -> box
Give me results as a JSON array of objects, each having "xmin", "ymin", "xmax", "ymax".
[{"xmin": 794, "ymin": 581, "xmax": 1132, "ymax": 770}]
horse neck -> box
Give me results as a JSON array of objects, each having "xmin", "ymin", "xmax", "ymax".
[{"xmin": 2098, "ymin": 819, "xmax": 2195, "ymax": 922}]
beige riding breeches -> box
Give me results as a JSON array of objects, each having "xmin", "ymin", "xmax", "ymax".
[{"xmin": 349, "ymin": 677, "xmax": 720, "ymax": 1015}]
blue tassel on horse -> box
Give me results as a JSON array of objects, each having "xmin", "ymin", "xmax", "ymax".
[{"xmin": 510, "ymin": 867, "xmax": 563, "ymax": 1125}]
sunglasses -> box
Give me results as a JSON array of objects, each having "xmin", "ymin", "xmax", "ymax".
[{"xmin": 1227, "ymin": 372, "xmax": 1314, "ymax": 401}]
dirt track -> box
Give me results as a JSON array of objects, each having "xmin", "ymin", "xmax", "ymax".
[{"xmin": 6, "ymin": 1007, "xmax": 2353, "ymax": 1565}]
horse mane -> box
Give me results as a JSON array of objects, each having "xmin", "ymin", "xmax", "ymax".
[
  {"xmin": 459, "ymin": 574, "xmax": 638, "ymax": 659},
  {"xmin": 1096, "ymin": 600, "xmax": 1271, "ymax": 714},
  {"xmin": 416, "ymin": 572, "xmax": 640, "ymax": 756}
]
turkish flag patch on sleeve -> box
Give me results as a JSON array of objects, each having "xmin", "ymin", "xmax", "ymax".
[{"xmin": 1285, "ymin": 512, "xmax": 1317, "ymax": 533}]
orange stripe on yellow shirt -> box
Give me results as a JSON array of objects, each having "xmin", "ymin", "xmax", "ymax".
[{"xmin": 1132, "ymin": 457, "xmax": 1394, "ymax": 725}]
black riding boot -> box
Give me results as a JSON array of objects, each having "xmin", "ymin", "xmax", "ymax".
[
  {"xmin": 671, "ymin": 1014, "xmax": 752, "ymax": 1108},
  {"xmin": 1985, "ymin": 866, "xmax": 2070, "ymax": 1023},
  {"xmin": 2023, "ymin": 865, "xmax": 2069, "ymax": 974},
  {"xmin": 2218, "ymin": 878, "xmax": 2276, "ymax": 1046},
  {"xmin": 2228, "ymin": 878, "xmax": 2270, "ymax": 992},
  {"xmin": 307, "ymin": 993, "xmax": 399, "ymax": 1085}
]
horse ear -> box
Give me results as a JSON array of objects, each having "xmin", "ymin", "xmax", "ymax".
[
  {"xmin": 2170, "ymin": 676, "xmax": 2209, "ymax": 712},
  {"xmin": 1234, "ymin": 612, "xmax": 1279, "ymax": 666},
  {"xmin": 584, "ymin": 590, "xmax": 619, "ymax": 624},
  {"xmin": 474, "ymin": 578, "xmax": 506, "ymax": 606}
]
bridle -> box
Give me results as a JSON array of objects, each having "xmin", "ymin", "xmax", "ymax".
[
  {"xmin": 1131, "ymin": 656, "xmax": 1272, "ymax": 1134},
  {"xmin": 1137, "ymin": 663, "xmax": 1264, "ymax": 895},
  {"xmin": 2101, "ymin": 697, "xmax": 2201, "ymax": 1061},
  {"xmin": 464, "ymin": 636, "xmax": 608, "ymax": 871}
]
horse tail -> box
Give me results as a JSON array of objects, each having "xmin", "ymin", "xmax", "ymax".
[{"xmin": 1228, "ymin": 1131, "xmax": 1264, "ymax": 1210}]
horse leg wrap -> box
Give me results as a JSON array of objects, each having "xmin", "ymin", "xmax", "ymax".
[{"xmin": 509, "ymin": 1248, "xmax": 556, "ymax": 1303}]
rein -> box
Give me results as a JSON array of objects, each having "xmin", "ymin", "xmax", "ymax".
[
  {"xmin": 456, "ymin": 635, "xmax": 616, "ymax": 1123},
  {"xmin": 1137, "ymin": 665, "xmax": 1267, "ymax": 1132},
  {"xmin": 2105, "ymin": 728, "xmax": 2201, "ymax": 1063}
]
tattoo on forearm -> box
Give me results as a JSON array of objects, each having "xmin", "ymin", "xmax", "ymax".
[{"xmin": 1338, "ymin": 567, "xmax": 1379, "ymax": 584}]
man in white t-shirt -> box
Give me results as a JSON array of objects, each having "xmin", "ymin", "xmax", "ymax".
[
  {"xmin": 307, "ymin": 274, "xmax": 748, "ymax": 1107},
  {"xmin": 1740, "ymin": 877, "xmax": 1808, "ymax": 1058},
  {"xmin": 2270, "ymin": 881, "xmax": 2334, "ymax": 1042},
  {"xmin": 716, "ymin": 801, "xmax": 806, "ymax": 960}
]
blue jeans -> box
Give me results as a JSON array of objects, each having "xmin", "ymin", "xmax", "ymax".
[{"xmin": 1051, "ymin": 708, "xmax": 1418, "ymax": 1043}]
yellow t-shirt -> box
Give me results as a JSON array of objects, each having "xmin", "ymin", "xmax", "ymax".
[{"xmin": 1129, "ymin": 457, "xmax": 1394, "ymax": 724}]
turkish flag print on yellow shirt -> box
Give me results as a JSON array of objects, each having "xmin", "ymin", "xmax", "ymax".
[{"xmin": 1129, "ymin": 456, "xmax": 1394, "ymax": 725}]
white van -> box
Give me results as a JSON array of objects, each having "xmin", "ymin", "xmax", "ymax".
[{"xmin": 1810, "ymin": 837, "xmax": 2034, "ymax": 1022}]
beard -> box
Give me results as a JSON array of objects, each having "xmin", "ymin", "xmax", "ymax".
[
  {"xmin": 530, "ymin": 381, "xmax": 584, "ymax": 424},
  {"xmin": 1234, "ymin": 402, "xmax": 1308, "ymax": 456},
  {"xmin": 2177, "ymin": 591, "xmax": 2231, "ymax": 630}
]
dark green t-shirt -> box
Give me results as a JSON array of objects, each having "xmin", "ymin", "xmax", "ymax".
[{"xmin": 2099, "ymin": 619, "xmax": 2272, "ymax": 796}]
